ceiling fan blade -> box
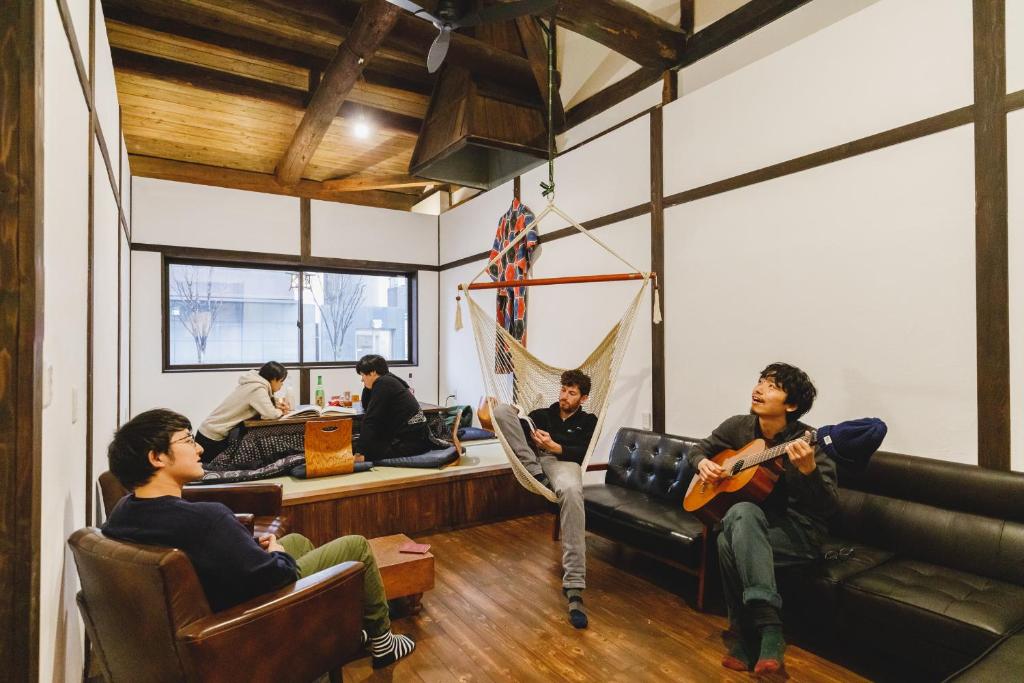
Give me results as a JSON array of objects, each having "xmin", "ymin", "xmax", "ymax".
[
  {"xmin": 453, "ymin": 0, "xmax": 556, "ymax": 28},
  {"xmin": 426, "ymin": 26, "xmax": 452, "ymax": 73},
  {"xmin": 384, "ymin": 0, "xmax": 441, "ymax": 24}
]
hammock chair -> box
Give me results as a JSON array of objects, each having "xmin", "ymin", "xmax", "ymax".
[
  {"xmin": 455, "ymin": 202, "xmax": 662, "ymax": 502},
  {"xmin": 453, "ymin": 17, "xmax": 662, "ymax": 502}
]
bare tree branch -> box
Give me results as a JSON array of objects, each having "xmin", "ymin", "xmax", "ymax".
[
  {"xmin": 172, "ymin": 265, "xmax": 223, "ymax": 363},
  {"xmin": 306, "ymin": 273, "xmax": 366, "ymax": 360}
]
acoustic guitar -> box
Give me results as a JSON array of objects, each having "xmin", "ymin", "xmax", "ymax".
[{"xmin": 683, "ymin": 430, "xmax": 817, "ymax": 526}]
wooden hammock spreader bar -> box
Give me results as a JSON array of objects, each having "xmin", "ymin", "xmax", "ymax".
[{"xmin": 464, "ymin": 272, "xmax": 657, "ymax": 290}]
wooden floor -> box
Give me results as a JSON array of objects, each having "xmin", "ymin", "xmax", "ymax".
[{"xmin": 342, "ymin": 515, "xmax": 868, "ymax": 682}]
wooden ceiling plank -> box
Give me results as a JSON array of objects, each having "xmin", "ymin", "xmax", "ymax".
[
  {"xmin": 275, "ymin": 0, "xmax": 401, "ymax": 186},
  {"xmin": 129, "ymin": 154, "xmax": 420, "ymax": 210},
  {"xmin": 103, "ymin": 6, "xmax": 435, "ymax": 96},
  {"xmin": 556, "ymin": 0, "xmax": 687, "ymax": 69},
  {"xmin": 111, "ymin": 48, "xmax": 422, "ymax": 136},
  {"xmin": 321, "ymin": 173, "xmax": 432, "ymax": 192},
  {"xmin": 106, "ymin": 0, "xmax": 537, "ymax": 93}
]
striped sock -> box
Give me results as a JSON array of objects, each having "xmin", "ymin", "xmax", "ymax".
[
  {"xmin": 360, "ymin": 630, "xmax": 368, "ymax": 648},
  {"xmin": 565, "ymin": 588, "xmax": 588, "ymax": 629},
  {"xmin": 370, "ymin": 630, "xmax": 416, "ymax": 669}
]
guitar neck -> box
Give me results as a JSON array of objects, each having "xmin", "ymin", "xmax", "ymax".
[{"xmin": 739, "ymin": 431, "xmax": 816, "ymax": 472}]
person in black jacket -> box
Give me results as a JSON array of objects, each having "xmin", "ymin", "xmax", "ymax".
[
  {"xmin": 686, "ymin": 363, "xmax": 839, "ymax": 675},
  {"xmin": 491, "ymin": 369, "xmax": 597, "ymax": 629},
  {"xmin": 354, "ymin": 354, "xmax": 452, "ymax": 461},
  {"xmin": 102, "ymin": 409, "xmax": 415, "ymax": 669}
]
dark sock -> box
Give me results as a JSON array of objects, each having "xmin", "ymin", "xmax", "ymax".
[
  {"xmin": 370, "ymin": 630, "xmax": 416, "ymax": 669},
  {"xmin": 754, "ymin": 624, "xmax": 786, "ymax": 675},
  {"xmin": 532, "ymin": 470, "xmax": 551, "ymax": 489},
  {"xmin": 721, "ymin": 625, "xmax": 758, "ymax": 672},
  {"xmin": 564, "ymin": 588, "xmax": 588, "ymax": 629}
]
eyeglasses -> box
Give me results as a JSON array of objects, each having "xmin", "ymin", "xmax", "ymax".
[
  {"xmin": 824, "ymin": 547, "xmax": 855, "ymax": 561},
  {"xmin": 170, "ymin": 433, "xmax": 197, "ymax": 447}
]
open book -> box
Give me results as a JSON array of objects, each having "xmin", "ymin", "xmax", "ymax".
[
  {"xmin": 282, "ymin": 404, "xmax": 357, "ymax": 419},
  {"xmin": 513, "ymin": 404, "xmax": 538, "ymax": 433}
]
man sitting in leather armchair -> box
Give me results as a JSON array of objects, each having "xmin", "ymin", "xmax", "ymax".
[{"xmin": 103, "ymin": 408, "xmax": 416, "ymax": 670}]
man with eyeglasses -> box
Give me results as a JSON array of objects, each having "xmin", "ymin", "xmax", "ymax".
[
  {"xmin": 102, "ymin": 409, "xmax": 416, "ymax": 669},
  {"xmin": 687, "ymin": 363, "xmax": 839, "ymax": 675}
]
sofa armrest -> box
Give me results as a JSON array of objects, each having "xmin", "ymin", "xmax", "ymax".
[
  {"xmin": 586, "ymin": 463, "xmax": 609, "ymax": 472},
  {"xmin": 177, "ymin": 561, "xmax": 364, "ymax": 682},
  {"xmin": 182, "ymin": 483, "xmax": 283, "ymax": 516}
]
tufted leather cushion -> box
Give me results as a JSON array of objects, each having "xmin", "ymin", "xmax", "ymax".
[
  {"xmin": 583, "ymin": 429, "xmax": 706, "ymax": 568},
  {"xmin": 841, "ymin": 559, "xmax": 1024, "ymax": 675},
  {"xmin": 841, "ymin": 451, "xmax": 1024, "ymax": 524},
  {"xmin": 605, "ymin": 428, "xmax": 697, "ymax": 502}
]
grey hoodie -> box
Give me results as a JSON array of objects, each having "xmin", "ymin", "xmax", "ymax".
[{"xmin": 198, "ymin": 370, "xmax": 283, "ymax": 441}]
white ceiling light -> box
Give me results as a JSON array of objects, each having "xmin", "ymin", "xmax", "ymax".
[{"xmin": 354, "ymin": 118, "xmax": 372, "ymax": 140}]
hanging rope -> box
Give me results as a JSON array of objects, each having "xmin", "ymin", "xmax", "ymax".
[{"xmin": 538, "ymin": 15, "xmax": 556, "ymax": 200}]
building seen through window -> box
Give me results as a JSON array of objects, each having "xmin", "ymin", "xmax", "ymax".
[{"xmin": 167, "ymin": 262, "xmax": 412, "ymax": 368}]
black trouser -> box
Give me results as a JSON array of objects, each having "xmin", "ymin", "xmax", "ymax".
[
  {"xmin": 196, "ymin": 431, "xmax": 230, "ymax": 463},
  {"xmin": 355, "ymin": 421, "xmax": 434, "ymax": 461}
]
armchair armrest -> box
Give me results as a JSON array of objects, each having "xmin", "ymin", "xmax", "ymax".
[
  {"xmin": 233, "ymin": 514, "xmax": 255, "ymax": 534},
  {"xmin": 182, "ymin": 483, "xmax": 282, "ymax": 516},
  {"xmin": 177, "ymin": 561, "xmax": 365, "ymax": 682}
]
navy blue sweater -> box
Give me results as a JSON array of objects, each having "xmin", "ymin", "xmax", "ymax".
[{"xmin": 103, "ymin": 494, "xmax": 299, "ymax": 612}]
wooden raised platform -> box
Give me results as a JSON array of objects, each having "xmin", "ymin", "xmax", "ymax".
[{"xmin": 267, "ymin": 442, "xmax": 549, "ymax": 545}]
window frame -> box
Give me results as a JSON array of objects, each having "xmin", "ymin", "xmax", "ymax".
[{"xmin": 161, "ymin": 255, "xmax": 418, "ymax": 372}]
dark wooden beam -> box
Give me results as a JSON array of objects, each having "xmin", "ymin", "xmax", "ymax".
[
  {"xmin": 973, "ymin": 0, "xmax": 1008, "ymax": 470},
  {"xmin": 516, "ymin": 17, "xmax": 565, "ymax": 130},
  {"xmin": 650, "ymin": 108, "xmax": 666, "ymax": 434},
  {"xmin": 102, "ymin": 4, "xmax": 435, "ymax": 96},
  {"xmin": 130, "ymin": 155, "xmax": 420, "ymax": 211},
  {"xmin": 556, "ymin": 0, "xmax": 687, "ymax": 68},
  {"xmin": 110, "ymin": 48, "xmax": 423, "ymax": 137},
  {"xmin": 0, "ymin": 0, "xmax": 43, "ymax": 679},
  {"xmin": 276, "ymin": 0, "xmax": 400, "ymax": 185},
  {"xmin": 322, "ymin": 173, "xmax": 434, "ymax": 192},
  {"xmin": 681, "ymin": 0, "xmax": 812, "ymax": 66}
]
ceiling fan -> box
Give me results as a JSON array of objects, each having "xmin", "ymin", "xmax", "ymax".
[{"xmin": 386, "ymin": 0, "xmax": 556, "ymax": 73}]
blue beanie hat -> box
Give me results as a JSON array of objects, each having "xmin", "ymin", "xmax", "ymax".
[{"xmin": 817, "ymin": 418, "xmax": 887, "ymax": 472}]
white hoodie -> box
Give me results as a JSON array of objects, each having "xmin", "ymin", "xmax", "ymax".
[{"xmin": 198, "ymin": 370, "xmax": 284, "ymax": 441}]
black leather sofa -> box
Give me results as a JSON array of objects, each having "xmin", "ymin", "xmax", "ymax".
[{"xmin": 582, "ymin": 427, "xmax": 1024, "ymax": 680}]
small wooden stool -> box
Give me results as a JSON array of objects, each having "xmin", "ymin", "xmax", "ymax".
[{"xmin": 368, "ymin": 534, "xmax": 435, "ymax": 615}]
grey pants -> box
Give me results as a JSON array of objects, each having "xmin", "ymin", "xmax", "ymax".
[
  {"xmin": 717, "ymin": 502, "xmax": 819, "ymax": 627},
  {"xmin": 493, "ymin": 404, "xmax": 586, "ymax": 590}
]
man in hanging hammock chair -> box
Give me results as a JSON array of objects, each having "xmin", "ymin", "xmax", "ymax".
[{"xmin": 492, "ymin": 369, "xmax": 598, "ymax": 629}]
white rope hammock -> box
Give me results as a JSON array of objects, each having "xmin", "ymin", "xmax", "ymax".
[{"xmin": 456, "ymin": 202, "xmax": 662, "ymax": 502}]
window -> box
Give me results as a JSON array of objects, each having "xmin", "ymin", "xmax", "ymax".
[{"xmin": 165, "ymin": 259, "xmax": 414, "ymax": 370}]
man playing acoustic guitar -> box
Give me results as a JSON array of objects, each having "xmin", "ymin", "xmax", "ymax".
[{"xmin": 687, "ymin": 363, "xmax": 839, "ymax": 675}]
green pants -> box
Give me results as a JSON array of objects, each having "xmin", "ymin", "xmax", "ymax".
[{"xmin": 279, "ymin": 533, "xmax": 390, "ymax": 637}]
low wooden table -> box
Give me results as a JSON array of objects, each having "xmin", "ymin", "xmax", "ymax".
[{"xmin": 368, "ymin": 534, "xmax": 435, "ymax": 615}]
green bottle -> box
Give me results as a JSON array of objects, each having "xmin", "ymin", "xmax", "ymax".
[{"xmin": 315, "ymin": 375, "xmax": 325, "ymax": 408}]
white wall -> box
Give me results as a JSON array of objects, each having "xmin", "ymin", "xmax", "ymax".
[
  {"xmin": 440, "ymin": 116, "xmax": 653, "ymax": 462},
  {"xmin": 41, "ymin": 0, "xmax": 129, "ymax": 680},
  {"xmin": 664, "ymin": 0, "xmax": 973, "ymax": 196},
  {"xmin": 130, "ymin": 181, "xmax": 441, "ymax": 428},
  {"xmin": 664, "ymin": 126, "xmax": 976, "ymax": 461},
  {"xmin": 1009, "ymin": 110, "xmax": 1024, "ymax": 473}
]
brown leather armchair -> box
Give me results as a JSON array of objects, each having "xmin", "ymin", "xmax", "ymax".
[
  {"xmin": 98, "ymin": 471, "xmax": 289, "ymax": 537},
  {"xmin": 69, "ymin": 527, "xmax": 364, "ymax": 682}
]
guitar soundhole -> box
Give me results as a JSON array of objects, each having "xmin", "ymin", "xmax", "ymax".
[{"xmin": 731, "ymin": 460, "xmax": 744, "ymax": 476}]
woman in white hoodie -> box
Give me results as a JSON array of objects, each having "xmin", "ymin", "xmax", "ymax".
[{"xmin": 196, "ymin": 361, "xmax": 291, "ymax": 462}]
